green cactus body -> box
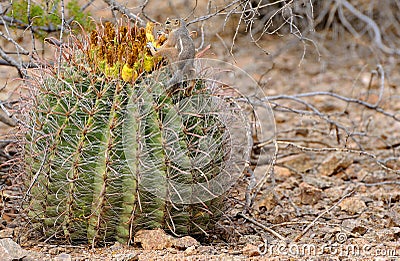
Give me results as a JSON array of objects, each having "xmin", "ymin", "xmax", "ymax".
[{"xmin": 24, "ymin": 22, "xmax": 231, "ymax": 245}]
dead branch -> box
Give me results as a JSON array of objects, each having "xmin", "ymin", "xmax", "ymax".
[
  {"xmin": 293, "ymin": 186, "xmax": 355, "ymax": 242},
  {"xmin": 337, "ymin": 0, "xmax": 400, "ymax": 55},
  {"xmin": 187, "ymin": 0, "xmax": 242, "ymax": 25},
  {"xmin": 265, "ymin": 90, "xmax": 399, "ymax": 121},
  {"xmin": 238, "ymin": 212, "xmax": 286, "ymax": 241},
  {"xmin": 245, "ymin": 94, "xmax": 366, "ymax": 150},
  {"xmin": 0, "ymin": 113, "xmax": 15, "ymax": 127},
  {"xmin": 0, "ymin": 31, "xmax": 29, "ymax": 56},
  {"xmin": 273, "ymin": 141, "xmax": 400, "ymax": 175},
  {"xmin": 0, "ymin": 45, "xmax": 25, "ymax": 78},
  {"xmin": 139, "ymin": 0, "xmax": 156, "ymax": 23},
  {"xmin": 102, "ymin": 0, "xmax": 146, "ymax": 26},
  {"xmin": 0, "ymin": 60, "xmax": 36, "ymax": 69}
]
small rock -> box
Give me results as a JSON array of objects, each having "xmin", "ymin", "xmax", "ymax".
[
  {"xmin": 342, "ymin": 164, "xmax": 360, "ymax": 180},
  {"xmin": 313, "ymin": 96, "xmax": 339, "ymax": 112},
  {"xmin": 255, "ymin": 191, "xmax": 278, "ymax": 211},
  {"xmin": 110, "ymin": 241, "xmax": 123, "ymax": 251},
  {"xmin": 278, "ymin": 154, "xmax": 314, "ymax": 173},
  {"xmin": 352, "ymin": 225, "xmax": 368, "ymax": 236},
  {"xmin": 0, "ymin": 238, "xmax": 29, "ymax": 261},
  {"xmin": 387, "ymin": 207, "xmax": 400, "ymax": 227},
  {"xmin": 338, "ymin": 197, "xmax": 367, "ymax": 214},
  {"xmin": 197, "ymin": 245, "xmax": 218, "ymax": 255},
  {"xmin": 134, "ymin": 229, "xmax": 173, "ymax": 250},
  {"xmin": 342, "ymin": 219, "xmax": 367, "ymax": 235},
  {"xmin": 371, "ymin": 188, "xmax": 400, "ymax": 202},
  {"xmin": 303, "ymin": 174, "xmax": 336, "ymax": 189},
  {"xmin": 184, "ymin": 245, "xmax": 197, "ymax": 256},
  {"xmin": 48, "ymin": 247, "xmax": 63, "ymax": 255},
  {"xmin": 238, "ymin": 235, "xmax": 262, "ymax": 246},
  {"xmin": 269, "ymin": 206, "xmax": 291, "ymax": 224},
  {"xmin": 0, "ymin": 228, "xmax": 14, "ymax": 239},
  {"xmin": 360, "ymin": 93, "xmax": 379, "ymax": 104},
  {"xmin": 172, "ymin": 236, "xmax": 200, "ymax": 250},
  {"xmin": 0, "ymin": 247, "xmax": 12, "ymax": 261},
  {"xmin": 274, "ymin": 166, "xmax": 291, "ymax": 181},
  {"xmin": 320, "ymin": 101, "xmax": 338, "ymax": 112},
  {"xmin": 376, "ymin": 227, "xmax": 400, "ymax": 241},
  {"xmin": 358, "ymin": 185, "xmax": 367, "ymax": 193},
  {"xmin": 341, "ymin": 219, "xmax": 358, "ymax": 231},
  {"xmin": 324, "ymin": 186, "xmax": 343, "ymax": 201},
  {"xmin": 276, "ymin": 176, "xmax": 298, "ymax": 190},
  {"xmin": 318, "ymin": 152, "xmax": 353, "ymax": 176},
  {"xmin": 295, "ymin": 128, "xmax": 309, "ymax": 137},
  {"xmin": 54, "ymin": 253, "xmax": 72, "ymax": 261},
  {"xmin": 168, "ymin": 248, "xmax": 178, "ymax": 254},
  {"xmin": 242, "ymin": 243, "xmax": 260, "ymax": 257},
  {"xmin": 299, "ymin": 182, "xmax": 323, "ymax": 205},
  {"xmin": 113, "ymin": 253, "xmax": 138, "ymax": 261}
]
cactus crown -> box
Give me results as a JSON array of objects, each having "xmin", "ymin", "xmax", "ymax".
[{"xmin": 86, "ymin": 21, "xmax": 166, "ymax": 81}]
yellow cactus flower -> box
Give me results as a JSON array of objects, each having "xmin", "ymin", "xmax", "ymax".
[
  {"xmin": 121, "ymin": 63, "xmax": 137, "ymax": 82},
  {"xmin": 145, "ymin": 22, "xmax": 155, "ymax": 44},
  {"xmin": 104, "ymin": 63, "xmax": 120, "ymax": 78},
  {"xmin": 98, "ymin": 60, "xmax": 106, "ymax": 73},
  {"xmin": 143, "ymin": 53, "xmax": 155, "ymax": 72}
]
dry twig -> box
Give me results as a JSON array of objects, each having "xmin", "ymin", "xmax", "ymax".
[
  {"xmin": 238, "ymin": 212, "xmax": 287, "ymax": 241},
  {"xmin": 293, "ymin": 187, "xmax": 355, "ymax": 242}
]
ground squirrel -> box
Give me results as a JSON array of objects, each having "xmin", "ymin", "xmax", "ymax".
[{"xmin": 147, "ymin": 18, "xmax": 195, "ymax": 87}]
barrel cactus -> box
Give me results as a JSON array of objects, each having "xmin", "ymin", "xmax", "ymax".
[{"xmin": 22, "ymin": 21, "xmax": 249, "ymax": 245}]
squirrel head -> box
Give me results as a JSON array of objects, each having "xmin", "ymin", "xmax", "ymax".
[{"xmin": 164, "ymin": 18, "xmax": 186, "ymax": 31}]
